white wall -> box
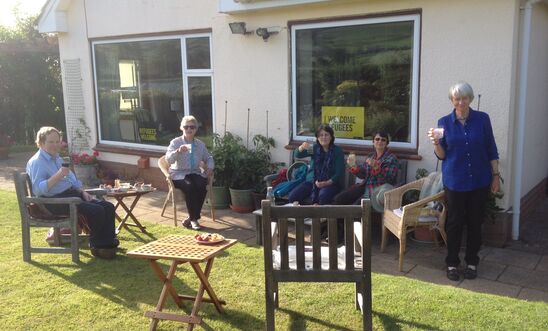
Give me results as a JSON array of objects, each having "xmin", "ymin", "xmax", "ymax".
[
  {"xmin": 521, "ymin": 3, "xmax": 548, "ymax": 195},
  {"xmin": 55, "ymin": 0, "xmax": 520, "ymax": 183}
]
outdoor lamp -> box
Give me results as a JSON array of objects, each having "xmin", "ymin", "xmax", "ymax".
[
  {"xmin": 256, "ymin": 27, "xmax": 279, "ymax": 42},
  {"xmin": 229, "ymin": 22, "xmax": 252, "ymax": 35}
]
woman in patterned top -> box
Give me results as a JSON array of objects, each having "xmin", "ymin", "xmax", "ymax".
[
  {"xmin": 165, "ymin": 116, "xmax": 214, "ymax": 230},
  {"xmin": 333, "ymin": 131, "xmax": 399, "ymax": 205}
]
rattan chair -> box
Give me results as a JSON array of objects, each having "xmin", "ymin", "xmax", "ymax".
[
  {"xmin": 158, "ymin": 155, "xmax": 215, "ymax": 226},
  {"xmin": 381, "ymin": 177, "xmax": 447, "ymax": 271}
]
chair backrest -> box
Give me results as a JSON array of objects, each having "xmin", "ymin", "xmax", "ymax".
[
  {"xmin": 14, "ymin": 172, "xmax": 32, "ymax": 220},
  {"xmin": 158, "ymin": 155, "xmax": 171, "ymax": 178},
  {"xmin": 262, "ymin": 199, "xmax": 371, "ymax": 279}
]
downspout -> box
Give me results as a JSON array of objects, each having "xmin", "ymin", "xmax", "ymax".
[{"xmin": 513, "ymin": 0, "xmax": 540, "ymax": 240}]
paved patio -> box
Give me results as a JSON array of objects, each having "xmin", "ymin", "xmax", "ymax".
[{"xmin": 2, "ymin": 151, "xmax": 547, "ymax": 303}]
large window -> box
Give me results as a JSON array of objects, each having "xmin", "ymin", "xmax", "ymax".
[
  {"xmin": 92, "ymin": 34, "xmax": 214, "ymax": 150},
  {"xmin": 291, "ymin": 14, "xmax": 420, "ymax": 149}
]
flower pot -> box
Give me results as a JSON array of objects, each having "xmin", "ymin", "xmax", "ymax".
[
  {"xmin": 412, "ymin": 227, "xmax": 440, "ymax": 244},
  {"xmin": 229, "ymin": 188, "xmax": 255, "ymax": 213},
  {"xmin": 73, "ymin": 164, "xmax": 99, "ymax": 187},
  {"xmin": 205, "ymin": 186, "xmax": 230, "ymax": 209},
  {"xmin": 252, "ymin": 191, "xmax": 267, "ymax": 210}
]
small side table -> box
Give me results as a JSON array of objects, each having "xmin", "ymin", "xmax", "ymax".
[
  {"xmin": 127, "ymin": 235, "xmax": 237, "ymax": 331},
  {"xmin": 106, "ymin": 189, "xmax": 155, "ymax": 234}
]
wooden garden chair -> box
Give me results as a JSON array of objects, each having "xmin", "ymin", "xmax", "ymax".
[
  {"xmin": 14, "ymin": 172, "xmax": 81, "ymax": 263},
  {"xmin": 158, "ymin": 155, "xmax": 215, "ymax": 226},
  {"xmin": 262, "ymin": 200, "xmax": 372, "ymax": 331},
  {"xmin": 381, "ymin": 176, "xmax": 448, "ymax": 271}
]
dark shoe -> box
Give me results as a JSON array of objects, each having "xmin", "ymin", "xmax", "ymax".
[
  {"xmin": 464, "ymin": 265, "xmax": 477, "ymax": 279},
  {"xmin": 181, "ymin": 218, "xmax": 192, "ymax": 228},
  {"xmin": 90, "ymin": 247, "xmax": 116, "ymax": 260},
  {"xmin": 446, "ymin": 267, "xmax": 460, "ymax": 281}
]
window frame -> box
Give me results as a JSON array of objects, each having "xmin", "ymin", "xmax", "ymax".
[
  {"xmin": 290, "ymin": 13, "xmax": 421, "ymax": 150},
  {"xmin": 91, "ymin": 33, "xmax": 214, "ymax": 151}
]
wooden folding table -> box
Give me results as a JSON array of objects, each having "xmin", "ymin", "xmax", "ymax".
[
  {"xmin": 106, "ymin": 189, "xmax": 155, "ymax": 234},
  {"xmin": 127, "ymin": 235, "xmax": 237, "ymax": 331}
]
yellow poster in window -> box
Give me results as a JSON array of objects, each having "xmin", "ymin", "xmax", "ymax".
[{"xmin": 321, "ymin": 106, "xmax": 364, "ymax": 139}]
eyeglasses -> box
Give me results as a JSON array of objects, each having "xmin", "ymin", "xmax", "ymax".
[
  {"xmin": 183, "ymin": 125, "xmax": 196, "ymax": 130},
  {"xmin": 374, "ymin": 137, "xmax": 387, "ymax": 142}
]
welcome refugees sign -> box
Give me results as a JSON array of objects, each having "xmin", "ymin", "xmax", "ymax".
[{"xmin": 321, "ymin": 106, "xmax": 364, "ymax": 139}]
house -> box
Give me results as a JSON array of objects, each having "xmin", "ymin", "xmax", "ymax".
[{"xmin": 38, "ymin": 0, "xmax": 548, "ymax": 239}]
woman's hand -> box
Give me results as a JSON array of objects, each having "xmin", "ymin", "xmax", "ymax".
[
  {"xmin": 315, "ymin": 180, "xmax": 332, "ymax": 188},
  {"xmin": 491, "ymin": 175, "xmax": 500, "ymax": 193},
  {"xmin": 177, "ymin": 145, "xmax": 190, "ymax": 153},
  {"xmin": 81, "ymin": 190, "xmax": 93, "ymax": 202},
  {"xmin": 299, "ymin": 142, "xmax": 310, "ymax": 153}
]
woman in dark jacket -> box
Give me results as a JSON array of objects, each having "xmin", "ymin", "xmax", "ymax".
[{"xmin": 288, "ymin": 124, "xmax": 345, "ymax": 205}]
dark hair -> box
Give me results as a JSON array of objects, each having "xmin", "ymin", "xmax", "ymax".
[
  {"xmin": 373, "ymin": 131, "xmax": 390, "ymax": 145},
  {"xmin": 315, "ymin": 124, "xmax": 335, "ymax": 146}
]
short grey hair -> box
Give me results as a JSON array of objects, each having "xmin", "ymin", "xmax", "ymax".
[
  {"xmin": 448, "ymin": 81, "xmax": 474, "ymax": 102},
  {"xmin": 180, "ymin": 115, "xmax": 198, "ymax": 131},
  {"xmin": 35, "ymin": 126, "xmax": 61, "ymax": 147}
]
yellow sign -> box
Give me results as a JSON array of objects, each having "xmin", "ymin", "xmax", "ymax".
[
  {"xmin": 321, "ymin": 106, "xmax": 364, "ymax": 139},
  {"xmin": 139, "ymin": 128, "xmax": 157, "ymax": 141}
]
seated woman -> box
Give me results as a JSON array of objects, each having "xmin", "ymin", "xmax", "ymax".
[
  {"xmin": 288, "ymin": 124, "xmax": 345, "ymax": 205},
  {"xmin": 165, "ymin": 115, "xmax": 214, "ymax": 230},
  {"xmin": 26, "ymin": 127, "xmax": 118, "ymax": 259},
  {"xmin": 333, "ymin": 131, "xmax": 399, "ymax": 205}
]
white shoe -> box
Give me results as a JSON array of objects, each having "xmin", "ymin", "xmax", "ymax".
[{"xmin": 190, "ymin": 220, "xmax": 201, "ymax": 230}]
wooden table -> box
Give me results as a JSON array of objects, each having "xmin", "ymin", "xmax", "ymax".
[
  {"xmin": 127, "ymin": 235, "xmax": 237, "ymax": 331},
  {"xmin": 106, "ymin": 189, "xmax": 155, "ymax": 234}
]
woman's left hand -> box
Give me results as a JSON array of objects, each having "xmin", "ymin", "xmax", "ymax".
[{"xmin": 315, "ymin": 180, "xmax": 331, "ymax": 188}]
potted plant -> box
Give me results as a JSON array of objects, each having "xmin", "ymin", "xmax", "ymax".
[
  {"xmin": 227, "ymin": 134, "xmax": 277, "ymax": 213},
  {"xmin": 0, "ymin": 131, "xmax": 14, "ymax": 160},
  {"xmin": 207, "ymin": 133, "xmax": 241, "ymax": 209},
  {"xmin": 71, "ymin": 150, "xmax": 100, "ymax": 187},
  {"xmin": 482, "ymin": 187, "xmax": 510, "ymax": 247}
]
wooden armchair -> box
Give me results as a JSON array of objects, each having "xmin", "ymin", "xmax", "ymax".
[
  {"xmin": 381, "ymin": 177, "xmax": 448, "ymax": 271},
  {"xmin": 14, "ymin": 172, "xmax": 81, "ymax": 263},
  {"xmin": 158, "ymin": 155, "xmax": 215, "ymax": 226},
  {"xmin": 262, "ymin": 200, "xmax": 372, "ymax": 331}
]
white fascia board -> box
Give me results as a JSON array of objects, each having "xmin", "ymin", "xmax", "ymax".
[
  {"xmin": 37, "ymin": 0, "xmax": 70, "ymax": 33},
  {"xmin": 219, "ymin": 0, "xmax": 332, "ymax": 13}
]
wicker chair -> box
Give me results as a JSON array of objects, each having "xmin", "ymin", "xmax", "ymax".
[
  {"xmin": 381, "ymin": 177, "xmax": 447, "ymax": 271},
  {"xmin": 158, "ymin": 155, "xmax": 215, "ymax": 226}
]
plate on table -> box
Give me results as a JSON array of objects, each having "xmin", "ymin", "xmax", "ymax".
[{"xmin": 194, "ymin": 233, "xmax": 225, "ymax": 244}]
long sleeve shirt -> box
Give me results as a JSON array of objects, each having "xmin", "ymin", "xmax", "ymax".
[
  {"xmin": 294, "ymin": 144, "xmax": 345, "ymax": 187},
  {"xmin": 437, "ymin": 108, "xmax": 499, "ymax": 191},
  {"xmin": 355, "ymin": 150, "xmax": 399, "ymax": 196},
  {"xmin": 26, "ymin": 149, "xmax": 82, "ymax": 197},
  {"xmin": 165, "ymin": 136, "xmax": 214, "ymax": 180}
]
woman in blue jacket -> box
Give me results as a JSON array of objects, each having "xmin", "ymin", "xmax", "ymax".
[{"xmin": 288, "ymin": 124, "xmax": 345, "ymax": 205}]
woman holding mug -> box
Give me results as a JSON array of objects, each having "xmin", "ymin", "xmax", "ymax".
[
  {"xmin": 165, "ymin": 116, "xmax": 214, "ymax": 230},
  {"xmin": 428, "ymin": 81, "xmax": 500, "ymax": 281},
  {"xmin": 288, "ymin": 124, "xmax": 345, "ymax": 205}
]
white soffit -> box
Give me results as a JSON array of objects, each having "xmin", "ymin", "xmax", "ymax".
[
  {"xmin": 219, "ymin": 0, "xmax": 333, "ymax": 13},
  {"xmin": 37, "ymin": 0, "xmax": 72, "ymax": 33}
]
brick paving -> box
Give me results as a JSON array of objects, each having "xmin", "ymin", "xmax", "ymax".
[{"xmin": 2, "ymin": 151, "xmax": 547, "ymax": 303}]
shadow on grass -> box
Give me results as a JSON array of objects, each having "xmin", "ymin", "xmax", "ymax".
[{"xmin": 375, "ymin": 311, "xmax": 443, "ymax": 331}]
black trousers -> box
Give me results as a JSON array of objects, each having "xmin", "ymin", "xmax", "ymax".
[
  {"xmin": 172, "ymin": 174, "xmax": 208, "ymax": 220},
  {"xmin": 333, "ymin": 184, "xmax": 366, "ymax": 205},
  {"xmin": 46, "ymin": 189, "xmax": 117, "ymax": 248},
  {"xmin": 444, "ymin": 186, "xmax": 490, "ymax": 267}
]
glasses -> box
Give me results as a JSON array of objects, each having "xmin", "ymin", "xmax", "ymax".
[
  {"xmin": 183, "ymin": 125, "xmax": 196, "ymax": 130},
  {"xmin": 374, "ymin": 137, "xmax": 387, "ymax": 142}
]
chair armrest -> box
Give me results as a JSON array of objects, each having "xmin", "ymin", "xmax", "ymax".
[
  {"xmin": 402, "ymin": 191, "xmax": 445, "ymax": 212},
  {"xmin": 23, "ymin": 196, "xmax": 82, "ymax": 205}
]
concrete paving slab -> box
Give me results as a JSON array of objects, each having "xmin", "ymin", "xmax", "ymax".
[
  {"xmin": 476, "ymin": 260, "xmax": 506, "ymax": 281},
  {"xmin": 459, "ymin": 277, "xmax": 521, "ymax": 298},
  {"xmin": 371, "ymin": 254, "xmax": 413, "ymax": 275},
  {"xmin": 535, "ymin": 255, "xmax": 548, "ymax": 272},
  {"xmin": 498, "ymin": 265, "xmax": 548, "ymax": 292},
  {"xmin": 518, "ymin": 287, "xmax": 548, "ymax": 302},
  {"xmin": 406, "ymin": 265, "xmax": 461, "ymax": 287},
  {"xmin": 484, "ymin": 247, "xmax": 542, "ymax": 270}
]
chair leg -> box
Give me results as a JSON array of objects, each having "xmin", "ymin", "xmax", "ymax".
[
  {"xmin": 70, "ymin": 217, "xmax": 80, "ymax": 263},
  {"xmin": 160, "ymin": 194, "xmax": 170, "ymax": 217},
  {"xmin": 380, "ymin": 224, "xmax": 388, "ymax": 252},
  {"xmin": 265, "ymin": 281, "xmax": 276, "ymax": 331},
  {"xmin": 172, "ymin": 193, "xmax": 177, "ymax": 227},
  {"xmin": 361, "ymin": 280, "xmax": 372, "ymax": 331},
  {"xmin": 398, "ymin": 236, "xmax": 406, "ymax": 272},
  {"xmin": 21, "ymin": 221, "xmax": 31, "ymax": 262}
]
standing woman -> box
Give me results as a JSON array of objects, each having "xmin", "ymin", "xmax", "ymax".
[
  {"xmin": 428, "ymin": 82, "xmax": 500, "ymax": 281},
  {"xmin": 333, "ymin": 131, "xmax": 399, "ymax": 205},
  {"xmin": 288, "ymin": 124, "xmax": 345, "ymax": 205},
  {"xmin": 166, "ymin": 116, "xmax": 214, "ymax": 230}
]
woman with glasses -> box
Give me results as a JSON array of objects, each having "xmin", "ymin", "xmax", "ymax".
[
  {"xmin": 428, "ymin": 81, "xmax": 500, "ymax": 281},
  {"xmin": 333, "ymin": 131, "xmax": 399, "ymax": 206},
  {"xmin": 288, "ymin": 124, "xmax": 345, "ymax": 205},
  {"xmin": 165, "ymin": 116, "xmax": 214, "ymax": 230}
]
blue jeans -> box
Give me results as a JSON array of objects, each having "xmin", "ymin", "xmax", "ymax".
[{"xmin": 288, "ymin": 181, "xmax": 340, "ymax": 205}]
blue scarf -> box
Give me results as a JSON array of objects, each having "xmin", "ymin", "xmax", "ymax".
[{"xmin": 313, "ymin": 144, "xmax": 334, "ymax": 182}]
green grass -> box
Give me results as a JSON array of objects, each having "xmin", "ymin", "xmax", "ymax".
[{"xmin": 1, "ymin": 189, "xmax": 547, "ymax": 330}]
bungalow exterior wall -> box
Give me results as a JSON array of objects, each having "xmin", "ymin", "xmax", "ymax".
[{"xmin": 43, "ymin": 0, "xmax": 548, "ymax": 213}]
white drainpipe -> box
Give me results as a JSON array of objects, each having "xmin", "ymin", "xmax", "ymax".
[{"xmin": 513, "ymin": 0, "xmax": 540, "ymax": 240}]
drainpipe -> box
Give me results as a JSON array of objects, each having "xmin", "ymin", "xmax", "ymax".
[{"xmin": 513, "ymin": 0, "xmax": 540, "ymax": 240}]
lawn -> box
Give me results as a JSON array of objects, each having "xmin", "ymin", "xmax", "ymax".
[{"xmin": 1, "ymin": 190, "xmax": 547, "ymax": 330}]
